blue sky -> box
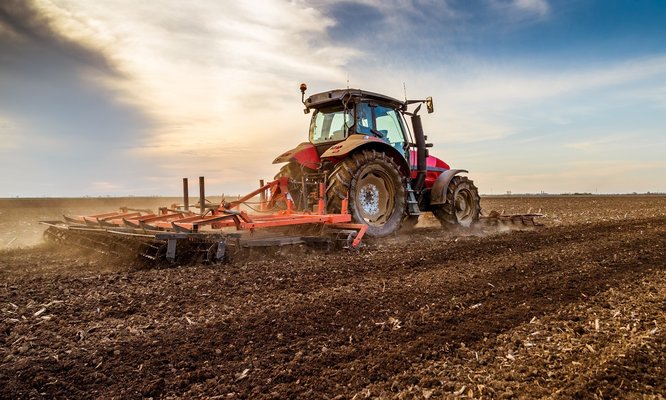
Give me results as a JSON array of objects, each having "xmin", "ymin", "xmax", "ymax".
[{"xmin": 0, "ymin": 0, "xmax": 665, "ymax": 196}]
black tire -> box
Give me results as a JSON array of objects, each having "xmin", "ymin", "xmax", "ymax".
[
  {"xmin": 327, "ymin": 149, "xmax": 405, "ymax": 237},
  {"xmin": 432, "ymin": 176, "xmax": 480, "ymax": 228}
]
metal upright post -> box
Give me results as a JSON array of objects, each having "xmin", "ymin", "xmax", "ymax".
[
  {"xmin": 317, "ymin": 182, "xmax": 326, "ymax": 214},
  {"xmin": 199, "ymin": 176, "xmax": 205, "ymax": 215},
  {"xmin": 259, "ymin": 179, "xmax": 265, "ymax": 211},
  {"xmin": 183, "ymin": 178, "xmax": 189, "ymax": 211}
]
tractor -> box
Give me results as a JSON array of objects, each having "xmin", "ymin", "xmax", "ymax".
[
  {"xmin": 272, "ymin": 84, "xmax": 481, "ymax": 237},
  {"xmin": 40, "ymin": 85, "xmax": 540, "ymax": 264}
]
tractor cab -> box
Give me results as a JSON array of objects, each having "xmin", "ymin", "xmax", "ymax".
[{"xmin": 304, "ymin": 89, "xmax": 411, "ymax": 160}]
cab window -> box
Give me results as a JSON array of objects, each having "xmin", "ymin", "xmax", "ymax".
[
  {"xmin": 375, "ymin": 105, "xmax": 407, "ymax": 153},
  {"xmin": 309, "ymin": 106, "xmax": 354, "ymax": 144},
  {"xmin": 355, "ymin": 102, "xmax": 374, "ymax": 135}
]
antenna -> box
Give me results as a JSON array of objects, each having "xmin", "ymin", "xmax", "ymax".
[
  {"xmin": 403, "ymin": 82, "xmax": 407, "ymax": 101},
  {"xmin": 346, "ymin": 72, "xmax": 350, "ymax": 89}
]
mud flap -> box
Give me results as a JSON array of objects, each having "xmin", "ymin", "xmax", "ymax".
[{"xmin": 430, "ymin": 169, "xmax": 469, "ymax": 205}]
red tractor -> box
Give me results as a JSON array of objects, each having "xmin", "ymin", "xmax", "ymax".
[
  {"xmin": 40, "ymin": 85, "xmax": 541, "ymax": 264},
  {"xmin": 272, "ymin": 84, "xmax": 481, "ymax": 237},
  {"xmin": 40, "ymin": 85, "xmax": 545, "ymax": 264}
]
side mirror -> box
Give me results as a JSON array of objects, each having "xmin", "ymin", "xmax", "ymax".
[{"xmin": 425, "ymin": 96, "xmax": 434, "ymax": 114}]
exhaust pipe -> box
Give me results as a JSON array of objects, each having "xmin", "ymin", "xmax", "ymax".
[{"xmin": 411, "ymin": 106, "xmax": 427, "ymax": 192}]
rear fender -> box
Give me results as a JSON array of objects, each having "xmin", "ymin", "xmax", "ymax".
[
  {"xmin": 429, "ymin": 169, "xmax": 469, "ymax": 205},
  {"xmin": 321, "ymin": 135, "xmax": 410, "ymax": 175},
  {"xmin": 272, "ymin": 142, "xmax": 320, "ymax": 169}
]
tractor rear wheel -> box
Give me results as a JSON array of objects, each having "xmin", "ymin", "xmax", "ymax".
[
  {"xmin": 433, "ymin": 176, "xmax": 480, "ymax": 228},
  {"xmin": 327, "ymin": 150, "xmax": 405, "ymax": 237}
]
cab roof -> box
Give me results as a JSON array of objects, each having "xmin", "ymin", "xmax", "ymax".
[{"xmin": 305, "ymin": 89, "xmax": 405, "ymax": 110}]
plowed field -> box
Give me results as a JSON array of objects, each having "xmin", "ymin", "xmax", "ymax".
[{"xmin": 1, "ymin": 195, "xmax": 665, "ymax": 399}]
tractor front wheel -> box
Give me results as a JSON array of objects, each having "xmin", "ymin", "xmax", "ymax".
[
  {"xmin": 433, "ymin": 176, "xmax": 480, "ymax": 228},
  {"xmin": 327, "ymin": 150, "xmax": 405, "ymax": 237}
]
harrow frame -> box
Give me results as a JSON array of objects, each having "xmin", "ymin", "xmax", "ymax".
[{"xmin": 40, "ymin": 177, "xmax": 368, "ymax": 264}]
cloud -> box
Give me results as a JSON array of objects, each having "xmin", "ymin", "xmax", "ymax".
[
  {"xmin": 564, "ymin": 136, "xmax": 627, "ymax": 151},
  {"xmin": 509, "ymin": 0, "xmax": 550, "ymax": 18},
  {"xmin": 321, "ymin": 0, "xmax": 550, "ymax": 48},
  {"xmin": 482, "ymin": 0, "xmax": 550, "ymax": 24},
  {"xmin": 0, "ymin": 1, "xmax": 151, "ymax": 149},
  {"xmin": 42, "ymin": 1, "xmax": 359, "ymax": 138},
  {"xmin": 621, "ymin": 86, "xmax": 666, "ymax": 109},
  {"xmin": 0, "ymin": 0, "xmax": 121, "ymax": 76},
  {"xmin": 0, "ymin": 115, "xmax": 20, "ymax": 150},
  {"xmin": 0, "ymin": 2, "xmax": 156, "ymax": 197},
  {"xmin": 443, "ymin": 55, "xmax": 666, "ymax": 105},
  {"xmin": 369, "ymin": 54, "xmax": 666, "ymax": 145},
  {"xmin": 15, "ymin": 0, "xmax": 565, "ymax": 156},
  {"xmin": 1, "ymin": 0, "xmax": 663, "ymax": 196},
  {"xmin": 4, "ymin": 0, "xmax": 365, "ymax": 194}
]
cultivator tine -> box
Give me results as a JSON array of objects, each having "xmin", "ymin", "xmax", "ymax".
[
  {"xmin": 479, "ymin": 211, "xmax": 544, "ymax": 229},
  {"xmin": 330, "ymin": 229, "xmax": 359, "ymax": 249},
  {"xmin": 43, "ymin": 223, "xmax": 69, "ymax": 243},
  {"xmin": 140, "ymin": 242, "xmax": 164, "ymax": 261},
  {"xmin": 516, "ymin": 214, "xmax": 544, "ymax": 226},
  {"xmin": 213, "ymin": 241, "xmax": 226, "ymax": 262},
  {"xmin": 326, "ymin": 223, "xmax": 367, "ymax": 248}
]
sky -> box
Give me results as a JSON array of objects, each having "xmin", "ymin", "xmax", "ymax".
[{"xmin": 1, "ymin": 0, "xmax": 665, "ymax": 197}]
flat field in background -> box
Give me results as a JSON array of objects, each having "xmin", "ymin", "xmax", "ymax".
[
  {"xmin": 0, "ymin": 195, "xmax": 665, "ymax": 398},
  {"xmin": 1, "ymin": 195, "xmax": 662, "ymax": 248}
]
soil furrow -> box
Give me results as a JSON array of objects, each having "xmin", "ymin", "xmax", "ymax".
[{"xmin": 0, "ymin": 199, "xmax": 664, "ymax": 399}]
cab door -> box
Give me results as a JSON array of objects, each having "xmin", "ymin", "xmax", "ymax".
[
  {"xmin": 374, "ymin": 105, "xmax": 409, "ymax": 159},
  {"xmin": 355, "ymin": 102, "xmax": 409, "ymax": 159}
]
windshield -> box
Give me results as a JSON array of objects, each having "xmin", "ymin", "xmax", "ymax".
[{"xmin": 309, "ymin": 106, "xmax": 354, "ymax": 144}]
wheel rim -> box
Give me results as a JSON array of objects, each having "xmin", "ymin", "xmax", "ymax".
[
  {"xmin": 454, "ymin": 188, "xmax": 475, "ymax": 224},
  {"xmin": 355, "ymin": 168, "xmax": 395, "ymax": 226}
]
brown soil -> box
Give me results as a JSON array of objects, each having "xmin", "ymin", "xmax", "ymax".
[{"xmin": 0, "ymin": 195, "xmax": 665, "ymax": 399}]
